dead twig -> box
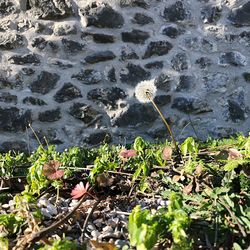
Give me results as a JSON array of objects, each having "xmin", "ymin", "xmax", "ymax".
[
  {"xmin": 16, "ymin": 188, "xmax": 94, "ymax": 250},
  {"xmin": 80, "ymin": 198, "xmax": 101, "ymax": 243}
]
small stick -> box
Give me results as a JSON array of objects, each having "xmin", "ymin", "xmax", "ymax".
[
  {"xmin": 80, "ymin": 198, "xmax": 101, "ymax": 243},
  {"xmin": 22, "ymin": 189, "xmax": 94, "ymax": 250}
]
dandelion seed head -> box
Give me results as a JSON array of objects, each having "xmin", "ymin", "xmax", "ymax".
[{"xmin": 135, "ymin": 79, "xmax": 157, "ymax": 103}]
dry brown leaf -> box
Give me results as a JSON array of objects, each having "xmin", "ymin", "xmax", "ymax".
[
  {"xmin": 194, "ymin": 177, "xmax": 200, "ymax": 192},
  {"xmin": 195, "ymin": 164, "xmax": 203, "ymax": 176},
  {"xmin": 172, "ymin": 175, "xmax": 181, "ymax": 182},
  {"xmin": 228, "ymin": 148, "xmax": 243, "ymax": 160},
  {"xmin": 96, "ymin": 173, "xmax": 114, "ymax": 187},
  {"xmin": 90, "ymin": 240, "xmax": 117, "ymax": 250},
  {"xmin": 183, "ymin": 182, "xmax": 193, "ymax": 194},
  {"xmin": 162, "ymin": 146, "xmax": 173, "ymax": 160}
]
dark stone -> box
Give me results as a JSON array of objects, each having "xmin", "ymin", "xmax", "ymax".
[
  {"xmin": 69, "ymin": 103, "xmax": 101, "ymax": 124},
  {"xmin": 8, "ymin": 53, "xmax": 40, "ymax": 65},
  {"xmin": 114, "ymin": 103, "xmax": 158, "ymax": 126},
  {"xmin": 163, "ymin": 1, "xmax": 189, "ymax": 22},
  {"xmin": 54, "ymin": 83, "xmax": 82, "ymax": 103},
  {"xmin": 154, "ymin": 95, "xmax": 171, "ymax": 106},
  {"xmin": 0, "ymin": 140, "xmax": 28, "ymax": 153},
  {"xmin": 0, "ymin": 0, "xmax": 17, "ymax": 16},
  {"xmin": 147, "ymin": 126, "xmax": 171, "ymax": 140},
  {"xmin": 120, "ymin": 0, "xmax": 149, "ymax": 9},
  {"xmin": 72, "ymin": 69, "xmax": 102, "ymax": 84},
  {"xmin": 239, "ymin": 31, "xmax": 250, "ymax": 42},
  {"xmin": 62, "ymin": 39, "xmax": 85, "ymax": 53},
  {"xmin": 92, "ymin": 33, "xmax": 115, "ymax": 43},
  {"xmin": 162, "ymin": 26, "xmax": 183, "ymax": 38},
  {"xmin": 0, "ymin": 33, "xmax": 24, "ymax": 50},
  {"xmin": 87, "ymin": 87, "xmax": 127, "ymax": 109},
  {"xmin": 201, "ymin": 6, "xmax": 222, "ymax": 23},
  {"xmin": 243, "ymin": 72, "xmax": 250, "ymax": 82},
  {"xmin": 171, "ymin": 53, "xmax": 189, "ymax": 71},
  {"xmin": 195, "ymin": 57, "xmax": 212, "ymax": 69},
  {"xmin": 21, "ymin": 68, "xmax": 35, "ymax": 75},
  {"xmin": 30, "ymin": 71, "xmax": 60, "ymax": 94},
  {"xmin": 31, "ymin": 37, "xmax": 48, "ymax": 50},
  {"xmin": 120, "ymin": 63, "xmax": 150, "ymax": 85},
  {"xmin": 219, "ymin": 52, "xmax": 246, "ymax": 66},
  {"xmin": 85, "ymin": 131, "xmax": 112, "ymax": 145},
  {"xmin": 144, "ymin": 61, "xmax": 164, "ymax": 69},
  {"xmin": 23, "ymin": 96, "xmax": 47, "ymax": 106},
  {"xmin": 51, "ymin": 60, "xmax": 73, "ymax": 69},
  {"xmin": 176, "ymin": 75, "xmax": 194, "ymax": 92},
  {"xmin": 0, "ymin": 93, "xmax": 17, "ymax": 104},
  {"xmin": 107, "ymin": 67, "xmax": 116, "ymax": 82},
  {"xmin": 38, "ymin": 108, "xmax": 61, "ymax": 122},
  {"xmin": 121, "ymin": 29, "xmax": 150, "ymax": 44},
  {"xmin": 132, "ymin": 13, "xmax": 154, "ymax": 25},
  {"xmin": 34, "ymin": 22, "xmax": 53, "ymax": 34},
  {"xmin": 120, "ymin": 46, "xmax": 139, "ymax": 61},
  {"xmin": 228, "ymin": 100, "xmax": 246, "ymax": 122},
  {"xmin": 85, "ymin": 51, "xmax": 116, "ymax": 64},
  {"xmin": 53, "ymin": 24, "xmax": 77, "ymax": 36},
  {"xmin": 228, "ymin": 1, "xmax": 250, "ymax": 26},
  {"xmin": 208, "ymin": 127, "xmax": 237, "ymax": 139},
  {"xmin": 155, "ymin": 73, "xmax": 171, "ymax": 92},
  {"xmin": 48, "ymin": 41, "xmax": 59, "ymax": 51},
  {"xmin": 0, "ymin": 77, "xmax": 22, "ymax": 90},
  {"xmin": 203, "ymin": 73, "xmax": 229, "ymax": 92},
  {"xmin": 0, "ymin": 107, "xmax": 31, "ymax": 132},
  {"xmin": 143, "ymin": 41, "xmax": 173, "ymax": 59},
  {"xmin": 80, "ymin": 3, "xmax": 124, "ymax": 28},
  {"xmin": 172, "ymin": 97, "xmax": 212, "ymax": 114},
  {"xmin": 29, "ymin": 0, "xmax": 73, "ymax": 20}
]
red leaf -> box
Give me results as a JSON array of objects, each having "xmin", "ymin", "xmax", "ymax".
[
  {"xmin": 162, "ymin": 146, "xmax": 172, "ymax": 160},
  {"xmin": 71, "ymin": 182, "xmax": 90, "ymax": 199},
  {"xmin": 43, "ymin": 160, "xmax": 64, "ymax": 180}
]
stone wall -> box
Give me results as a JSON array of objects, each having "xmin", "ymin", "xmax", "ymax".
[{"xmin": 0, "ymin": 0, "xmax": 250, "ymax": 152}]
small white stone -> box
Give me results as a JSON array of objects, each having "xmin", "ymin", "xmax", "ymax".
[
  {"xmin": 102, "ymin": 225, "xmax": 113, "ymax": 233},
  {"xmin": 91, "ymin": 230, "xmax": 100, "ymax": 239}
]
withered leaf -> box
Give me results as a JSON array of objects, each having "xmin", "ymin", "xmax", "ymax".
[
  {"xmin": 183, "ymin": 181, "xmax": 193, "ymax": 194},
  {"xmin": 162, "ymin": 146, "xmax": 173, "ymax": 160},
  {"xmin": 43, "ymin": 160, "xmax": 64, "ymax": 180},
  {"xmin": 195, "ymin": 164, "xmax": 203, "ymax": 176},
  {"xmin": 96, "ymin": 173, "xmax": 114, "ymax": 187},
  {"xmin": 228, "ymin": 148, "xmax": 243, "ymax": 160},
  {"xmin": 172, "ymin": 175, "xmax": 181, "ymax": 182},
  {"xmin": 90, "ymin": 240, "xmax": 117, "ymax": 250}
]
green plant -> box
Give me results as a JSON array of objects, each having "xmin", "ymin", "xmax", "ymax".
[
  {"xmin": 38, "ymin": 238, "xmax": 79, "ymax": 250},
  {"xmin": 0, "ymin": 214, "xmax": 24, "ymax": 236},
  {"xmin": 128, "ymin": 192, "xmax": 192, "ymax": 250}
]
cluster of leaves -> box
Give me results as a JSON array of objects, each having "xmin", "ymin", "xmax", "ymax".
[
  {"xmin": 129, "ymin": 192, "xmax": 191, "ymax": 250},
  {"xmin": 0, "ymin": 134, "xmax": 249, "ymax": 249}
]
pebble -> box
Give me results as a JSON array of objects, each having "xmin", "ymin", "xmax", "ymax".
[
  {"xmin": 91, "ymin": 230, "xmax": 100, "ymax": 239},
  {"xmin": 38, "ymin": 197, "xmax": 49, "ymax": 207},
  {"xmin": 102, "ymin": 225, "xmax": 113, "ymax": 233},
  {"xmin": 107, "ymin": 217, "xmax": 119, "ymax": 227}
]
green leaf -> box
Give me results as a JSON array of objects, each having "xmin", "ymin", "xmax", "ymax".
[
  {"xmin": 233, "ymin": 242, "xmax": 242, "ymax": 250},
  {"xmin": 180, "ymin": 137, "xmax": 198, "ymax": 157},
  {"xmin": 0, "ymin": 238, "xmax": 8, "ymax": 250}
]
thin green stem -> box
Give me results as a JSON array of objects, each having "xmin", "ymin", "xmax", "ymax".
[{"xmin": 146, "ymin": 93, "xmax": 178, "ymax": 150}]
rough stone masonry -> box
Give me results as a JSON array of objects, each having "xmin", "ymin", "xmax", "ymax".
[{"xmin": 0, "ymin": 0, "xmax": 249, "ymax": 152}]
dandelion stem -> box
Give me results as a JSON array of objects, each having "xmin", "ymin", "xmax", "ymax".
[{"xmin": 146, "ymin": 92, "xmax": 178, "ymax": 151}]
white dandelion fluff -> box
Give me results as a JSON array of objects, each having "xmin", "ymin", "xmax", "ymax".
[{"xmin": 135, "ymin": 79, "xmax": 157, "ymax": 103}]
